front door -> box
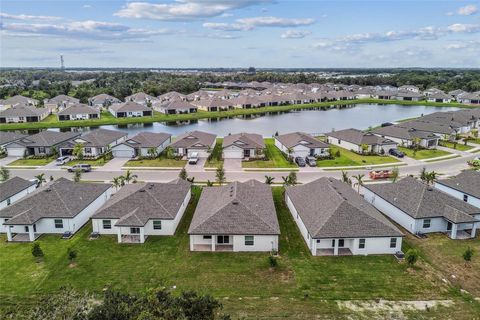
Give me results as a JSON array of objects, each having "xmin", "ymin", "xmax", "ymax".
[
  {"xmin": 447, "ymin": 222, "xmax": 452, "ymax": 231},
  {"xmin": 244, "ymin": 149, "xmax": 250, "ymax": 158},
  {"xmin": 310, "ymin": 148, "xmax": 315, "ymax": 156}
]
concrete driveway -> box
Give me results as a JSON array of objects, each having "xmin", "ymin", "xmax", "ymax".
[
  {"xmin": 0, "ymin": 156, "xmax": 19, "ymax": 167},
  {"xmin": 185, "ymin": 157, "xmax": 206, "ymax": 172},
  {"xmin": 223, "ymin": 158, "xmax": 242, "ymax": 171},
  {"xmin": 96, "ymin": 158, "xmax": 131, "ymax": 171}
]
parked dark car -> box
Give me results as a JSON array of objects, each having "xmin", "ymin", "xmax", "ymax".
[
  {"xmin": 381, "ymin": 122, "xmax": 394, "ymax": 127},
  {"xmin": 389, "ymin": 148, "xmax": 405, "ymax": 158},
  {"xmin": 295, "ymin": 157, "xmax": 306, "ymax": 167},
  {"xmin": 305, "ymin": 156, "xmax": 317, "ymax": 167},
  {"xmin": 67, "ymin": 164, "xmax": 92, "ymax": 172}
]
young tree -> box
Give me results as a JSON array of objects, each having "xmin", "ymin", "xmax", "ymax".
[
  {"xmin": 164, "ymin": 146, "xmax": 174, "ymax": 159},
  {"xmin": 215, "ymin": 164, "xmax": 226, "ymax": 185},
  {"xmin": 147, "ymin": 147, "xmax": 157, "ymax": 158},
  {"xmin": 187, "ymin": 176, "xmax": 195, "ymax": 183},
  {"xmin": 391, "ymin": 167, "xmax": 399, "ymax": 183},
  {"xmin": 32, "ymin": 242, "xmax": 44, "ymax": 262},
  {"xmin": 112, "ymin": 176, "xmax": 122, "ymax": 190},
  {"xmin": 123, "ymin": 170, "xmax": 138, "ymax": 184},
  {"xmin": 287, "ymin": 171, "xmax": 297, "ymax": 186},
  {"xmin": 420, "ymin": 167, "xmax": 427, "ymax": 182},
  {"xmin": 72, "ymin": 143, "xmax": 84, "ymax": 160},
  {"xmin": 68, "ymin": 248, "xmax": 77, "ymax": 264},
  {"xmin": 353, "ymin": 173, "xmax": 365, "ymax": 193},
  {"xmin": 463, "ymin": 247, "xmax": 474, "ymax": 267},
  {"xmin": 34, "ymin": 173, "xmax": 46, "ymax": 187},
  {"xmin": 0, "ymin": 166, "xmax": 10, "ymax": 182},
  {"xmin": 206, "ymin": 180, "xmax": 214, "ymax": 187},
  {"xmin": 425, "ymin": 171, "xmax": 438, "ymax": 185},
  {"xmin": 179, "ymin": 168, "xmax": 188, "ymax": 180},
  {"xmin": 360, "ymin": 144, "xmax": 369, "ymax": 154},
  {"xmin": 341, "ymin": 170, "xmax": 351, "ymax": 185},
  {"xmin": 265, "ymin": 175, "xmax": 275, "ymax": 185},
  {"xmin": 405, "ymin": 249, "xmax": 419, "ymax": 267},
  {"xmin": 73, "ymin": 168, "xmax": 82, "ymax": 182}
]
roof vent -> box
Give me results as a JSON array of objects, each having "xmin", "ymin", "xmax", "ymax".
[
  {"xmin": 232, "ymin": 200, "xmax": 239, "ymax": 205},
  {"xmin": 139, "ymin": 189, "xmax": 146, "ymax": 192},
  {"xmin": 44, "ymin": 188, "xmax": 51, "ymax": 192},
  {"xmin": 427, "ymin": 187, "xmax": 433, "ymax": 191},
  {"xmin": 148, "ymin": 184, "xmax": 154, "ymax": 189}
]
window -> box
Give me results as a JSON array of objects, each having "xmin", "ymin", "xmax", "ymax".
[
  {"xmin": 338, "ymin": 239, "xmax": 345, "ymax": 247},
  {"xmin": 102, "ymin": 220, "xmax": 111, "ymax": 229},
  {"xmin": 390, "ymin": 238, "xmax": 397, "ymax": 248},
  {"xmin": 338, "ymin": 139, "xmax": 341, "ymax": 144},
  {"xmin": 245, "ymin": 235, "xmax": 254, "ymax": 246},
  {"xmin": 423, "ymin": 219, "xmax": 431, "ymax": 229},
  {"xmin": 331, "ymin": 239, "xmax": 335, "ymax": 247},
  {"xmin": 6, "ymin": 198, "xmax": 11, "ymax": 206},
  {"xmin": 84, "ymin": 147, "xmax": 92, "ymax": 153},
  {"xmin": 359, "ymin": 239, "xmax": 366, "ymax": 249},
  {"xmin": 463, "ymin": 194, "xmax": 468, "ymax": 202},
  {"xmin": 203, "ymin": 235, "xmax": 212, "ymax": 240},
  {"xmin": 217, "ymin": 235, "xmax": 230, "ymax": 244},
  {"xmin": 38, "ymin": 147, "xmax": 46, "ymax": 154},
  {"xmin": 130, "ymin": 227, "xmax": 140, "ymax": 234},
  {"xmin": 316, "ymin": 239, "xmax": 321, "ymax": 244},
  {"xmin": 54, "ymin": 219, "xmax": 63, "ymax": 229},
  {"xmin": 153, "ymin": 220, "xmax": 162, "ymax": 230}
]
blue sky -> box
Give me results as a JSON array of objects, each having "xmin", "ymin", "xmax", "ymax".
[{"xmin": 1, "ymin": 0, "xmax": 480, "ymax": 68}]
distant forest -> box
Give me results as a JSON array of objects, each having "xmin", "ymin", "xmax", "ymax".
[{"xmin": 1, "ymin": 69, "xmax": 479, "ymax": 103}]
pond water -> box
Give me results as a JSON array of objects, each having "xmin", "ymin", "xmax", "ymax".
[{"xmin": 50, "ymin": 103, "xmax": 461, "ymax": 137}]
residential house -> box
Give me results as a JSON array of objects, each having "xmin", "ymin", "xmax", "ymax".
[
  {"xmin": 363, "ymin": 177, "xmax": 479, "ymax": 239},
  {"xmin": 395, "ymin": 119, "xmax": 460, "ymax": 139},
  {"xmin": 0, "ymin": 177, "xmax": 36, "ymax": 211},
  {"xmin": 0, "ymin": 95, "xmax": 38, "ymax": 111},
  {"xmin": 230, "ymin": 95, "xmax": 262, "ymax": 109},
  {"xmin": 124, "ymin": 92, "xmax": 157, "ymax": 106},
  {"xmin": 325, "ymin": 128, "xmax": 398, "ymax": 154},
  {"xmin": 43, "ymin": 95, "xmax": 79, "ymax": 111},
  {"xmin": 111, "ymin": 132, "xmax": 172, "ymax": 158},
  {"xmin": 274, "ymin": 132, "xmax": 330, "ymax": 158},
  {"xmin": 394, "ymin": 91, "xmax": 423, "ymax": 101},
  {"xmin": 0, "ymin": 132, "xmax": 27, "ymax": 149},
  {"xmin": 193, "ymin": 98, "xmax": 233, "ymax": 112},
  {"xmin": 158, "ymin": 91, "xmax": 187, "ymax": 102},
  {"xmin": 188, "ymin": 180, "xmax": 280, "ymax": 252},
  {"xmin": 57, "ymin": 104, "xmax": 100, "ymax": 121},
  {"xmin": 285, "ymin": 177, "xmax": 403, "ymax": 256},
  {"xmin": 426, "ymin": 92, "xmax": 452, "ymax": 103},
  {"xmin": 222, "ymin": 133, "xmax": 265, "ymax": 159},
  {"xmin": 153, "ymin": 100, "xmax": 198, "ymax": 114},
  {"xmin": 169, "ymin": 130, "xmax": 217, "ymax": 158},
  {"xmin": 108, "ymin": 101, "xmax": 152, "ymax": 118},
  {"xmin": 435, "ymin": 171, "xmax": 480, "ymax": 210},
  {"xmin": 0, "ymin": 105, "xmax": 49, "ymax": 123},
  {"xmin": 0, "ymin": 178, "xmax": 112, "ymax": 242},
  {"xmin": 4, "ymin": 131, "xmax": 81, "ymax": 157},
  {"xmin": 58, "ymin": 129, "xmax": 127, "ymax": 157},
  {"xmin": 372, "ymin": 125, "xmax": 440, "ymax": 149},
  {"xmin": 88, "ymin": 94, "xmax": 121, "ymax": 109},
  {"xmin": 457, "ymin": 92, "xmax": 480, "ymax": 105},
  {"xmin": 92, "ymin": 179, "xmax": 191, "ymax": 243}
]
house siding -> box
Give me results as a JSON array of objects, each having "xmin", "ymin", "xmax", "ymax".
[
  {"xmin": 0, "ymin": 184, "xmax": 36, "ymax": 211},
  {"xmin": 434, "ymin": 182, "xmax": 480, "ymax": 210}
]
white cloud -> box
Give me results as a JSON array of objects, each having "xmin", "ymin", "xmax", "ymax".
[
  {"xmin": 281, "ymin": 29, "xmax": 311, "ymax": 39},
  {"xmin": 83, "ymin": 4, "xmax": 92, "ymax": 9},
  {"xmin": 0, "ymin": 19, "xmax": 181, "ymax": 40},
  {"xmin": 202, "ymin": 22, "xmax": 252, "ymax": 31},
  {"xmin": 236, "ymin": 16, "xmax": 315, "ymax": 27},
  {"xmin": 457, "ymin": 4, "xmax": 478, "ymax": 16},
  {"xmin": 0, "ymin": 12, "xmax": 62, "ymax": 21},
  {"xmin": 114, "ymin": 0, "xmax": 270, "ymax": 21},
  {"xmin": 447, "ymin": 23, "xmax": 480, "ymax": 33}
]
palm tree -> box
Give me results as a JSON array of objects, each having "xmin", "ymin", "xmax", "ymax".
[
  {"xmin": 147, "ymin": 147, "xmax": 158, "ymax": 158},
  {"xmin": 426, "ymin": 171, "xmax": 438, "ymax": 185},
  {"xmin": 265, "ymin": 175, "xmax": 275, "ymax": 185},
  {"xmin": 112, "ymin": 176, "xmax": 122, "ymax": 190},
  {"xmin": 391, "ymin": 167, "xmax": 399, "ymax": 183},
  {"xmin": 73, "ymin": 169, "xmax": 82, "ymax": 182},
  {"xmin": 206, "ymin": 180, "xmax": 214, "ymax": 187},
  {"xmin": 215, "ymin": 164, "xmax": 226, "ymax": 185},
  {"xmin": 123, "ymin": 170, "xmax": 138, "ymax": 184},
  {"xmin": 420, "ymin": 167, "xmax": 427, "ymax": 182},
  {"xmin": 282, "ymin": 176, "xmax": 291, "ymax": 187},
  {"xmin": 341, "ymin": 170, "xmax": 349, "ymax": 184},
  {"xmin": 353, "ymin": 174, "xmax": 365, "ymax": 193},
  {"xmin": 0, "ymin": 167, "xmax": 10, "ymax": 182},
  {"xmin": 179, "ymin": 168, "xmax": 188, "ymax": 180},
  {"xmin": 286, "ymin": 147, "xmax": 294, "ymax": 160},
  {"xmin": 72, "ymin": 143, "xmax": 84, "ymax": 160},
  {"xmin": 187, "ymin": 177, "xmax": 195, "ymax": 183},
  {"xmin": 164, "ymin": 146, "xmax": 174, "ymax": 159},
  {"xmin": 34, "ymin": 173, "xmax": 46, "ymax": 187}
]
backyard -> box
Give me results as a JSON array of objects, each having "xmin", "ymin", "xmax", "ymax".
[
  {"xmin": 242, "ymin": 138, "xmax": 297, "ymax": 168},
  {"xmin": 1, "ymin": 187, "xmax": 478, "ymax": 318},
  {"xmin": 399, "ymin": 146, "xmax": 451, "ymax": 160},
  {"xmin": 316, "ymin": 146, "xmax": 400, "ymax": 167}
]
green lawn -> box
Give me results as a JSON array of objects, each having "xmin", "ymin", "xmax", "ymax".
[
  {"xmin": 399, "ymin": 146, "xmax": 451, "ymax": 160},
  {"xmin": 205, "ymin": 138, "xmax": 224, "ymax": 168},
  {"xmin": 438, "ymin": 140, "xmax": 474, "ymax": 151},
  {"xmin": 125, "ymin": 154, "xmax": 186, "ymax": 167},
  {"xmin": 316, "ymin": 146, "xmax": 400, "ymax": 167},
  {"xmin": 0, "ymin": 187, "xmax": 462, "ymax": 318},
  {"xmin": 7, "ymin": 156, "xmax": 56, "ymax": 166},
  {"xmin": 243, "ymin": 138, "xmax": 297, "ymax": 168},
  {"xmin": 65, "ymin": 158, "xmax": 110, "ymax": 166}
]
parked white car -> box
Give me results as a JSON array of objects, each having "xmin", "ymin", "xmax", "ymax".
[
  {"xmin": 55, "ymin": 156, "xmax": 71, "ymax": 165},
  {"xmin": 188, "ymin": 152, "xmax": 199, "ymax": 165}
]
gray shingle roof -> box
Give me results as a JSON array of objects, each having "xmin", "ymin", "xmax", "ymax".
[
  {"xmin": 326, "ymin": 128, "xmax": 396, "ymax": 146},
  {"xmin": 275, "ymin": 132, "xmax": 329, "ymax": 149},
  {"xmin": 373, "ymin": 125, "xmax": 438, "ymax": 140},
  {"xmin": 11, "ymin": 131, "xmax": 81, "ymax": 148},
  {"xmin": 286, "ymin": 178, "xmax": 403, "ymax": 238},
  {"xmin": 222, "ymin": 133, "xmax": 265, "ymax": 149},
  {"xmin": 0, "ymin": 105, "xmax": 47, "ymax": 118},
  {"xmin": 122, "ymin": 132, "xmax": 171, "ymax": 148},
  {"xmin": 365, "ymin": 176, "xmax": 479, "ymax": 223},
  {"xmin": 169, "ymin": 131, "xmax": 216, "ymax": 149},
  {"xmin": 436, "ymin": 170, "xmax": 480, "ymax": 199},
  {"xmin": 109, "ymin": 101, "xmax": 150, "ymax": 113},
  {"xmin": 1, "ymin": 178, "xmax": 111, "ymax": 225},
  {"xmin": 45, "ymin": 95, "xmax": 79, "ymax": 104},
  {"xmin": 72, "ymin": 129, "xmax": 126, "ymax": 147},
  {"xmin": 0, "ymin": 177, "xmax": 36, "ymax": 203},
  {"xmin": 93, "ymin": 179, "xmax": 191, "ymax": 227},
  {"xmin": 188, "ymin": 180, "xmax": 280, "ymax": 235},
  {"xmin": 58, "ymin": 104, "xmax": 99, "ymax": 116},
  {"xmin": 0, "ymin": 132, "xmax": 27, "ymax": 146}
]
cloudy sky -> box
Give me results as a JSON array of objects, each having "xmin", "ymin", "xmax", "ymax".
[{"xmin": 1, "ymin": 0, "xmax": 480, "ymax": 68}]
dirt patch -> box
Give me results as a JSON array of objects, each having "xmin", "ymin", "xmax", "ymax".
[{"xmin": 338, "ymin": 299, "xmax": 454, "ymax": 312}]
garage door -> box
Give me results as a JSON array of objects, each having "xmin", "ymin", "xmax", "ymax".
[
  {"xmin": 7, "ymin": 147, "xmax": 25, "ymax": 157},
  {"xmin": 223, "ymin": 149, "xmax": 243, "ymax": 159},
  {"xmin": 112, "ymin": 149, "xmax": 135, "ymax": 158}
]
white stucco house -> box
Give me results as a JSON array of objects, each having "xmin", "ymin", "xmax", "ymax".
[
  {"xmin": 111, "ymin": 132, "xmax": 172, "ymax": 158},
  {"xmin": 169, "ymin": 130, "xmax": 217, "ymax": 158},
  {"xmin": 363, "ymin": 177, "xmax": 479, "ymax": 239},
  {"xmin": 434, "ymin": 171, "xmax": 480, "ymax": 210},
  {"xmin": 325, "ymin": 128, "xmax": 398, "ymax": 154},
  {"xmin": 108, "ymin": 101, "xmax": 152, "ymax": 118},
  {"xmin": 285, "ymin": 177, "xmax": 403, "ymax": 256},
  {"xmin": 0, "ymin": 177, "xmax": 37, "ymax": 212},
  {"xmin": 91, "ymin": 179, "xmax": 191, "ymax": 243},
  {"xmin": 0, "ymin": 178, "xmax": 112, "ymax": 242},
  {"xmin": 57, "ymin": 104, "xmax": 100, "ymax": 121},
  {"xmin": 222, "ymin": 132, "xmax": 265, "ymax": 159},
  {"xmin": 274, "ymin": 132, "xmax": 330, "ymax": 158},
  {"xmin": 58, "ymin": 129, "xmax": 127, "ymax": 157},
  {"xmin": 188, "ymin": 180, "xmax": 280, "ymax": 252}
]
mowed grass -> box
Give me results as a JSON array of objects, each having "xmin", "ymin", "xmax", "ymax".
[
  {"xmin": 125, "ymin": 154, "xmax": 186, "ymax": 167},
  {"xmin": 242, "ymin": 138, "xmax": 297, "ymax": 168},
  {"xmin": 439, "ymin": 140, "xmax": 474, "ymax": 151},
  {"xmin": 0, "ymin": 187, "xmax": 453, "ymax": 318},
  {"xmin": 316, "ymin": 146, "xmax": 400, "ymax": 167},
  {"xmin": 7, "ymin": 156, "xmax": 56, "ymax": 166},
  {"xmin": 65, "ymin": 158, "xmax": 110, "ymax": 166},
  {"xmin": 398, "ymin": 146, "xmax": 451, "ymax": 160},
  {"xmin": 205, "ymin": 138, "xmax": 224, "ymax": 168}
]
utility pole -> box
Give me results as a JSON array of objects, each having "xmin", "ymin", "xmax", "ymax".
[{"xmin": 60, "ymin": 54, "xmax": 65, "ymax": 71}]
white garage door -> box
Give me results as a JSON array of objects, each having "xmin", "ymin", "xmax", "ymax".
[
  {"xmin": 223, "ymin": 149, "xmax": 243, "ymax": 159},
  {"xmin": 112, "ymin": 149, "xmax": 135, "ymax": 158},
  {"xmin": 7, "ymin": 147, "xmax": 25, "ymax": 157}
]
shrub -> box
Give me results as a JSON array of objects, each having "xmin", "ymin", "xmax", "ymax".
[
  {"xmin": 405, "ymin": 249, "xmax": 419, "ymax": 267},
  {"xmin": 268, "ymin": 255, "xmax": 278, "ymax": 268},
  {"xmin": 32, "ymin": 243, "xmax": 44, "ymax": 261},
  {"xmin": 68, "ymin": 248, "xmax": 77, "ymax": 263}
]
